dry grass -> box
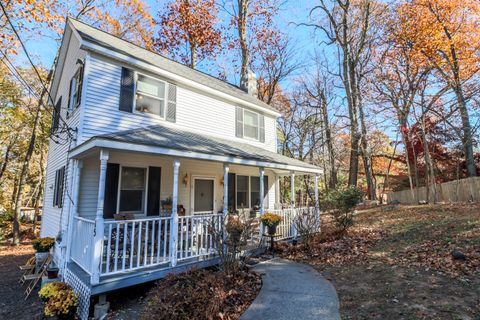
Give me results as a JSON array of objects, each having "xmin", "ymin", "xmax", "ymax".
[{"xmin": 281, "ymin": 203, "xmax": 480, "ymax": 320}]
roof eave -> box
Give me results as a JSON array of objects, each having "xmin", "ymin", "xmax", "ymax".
[{"xmin": 70, "ymin": 138, "xmax": 322, "ymax": 175}]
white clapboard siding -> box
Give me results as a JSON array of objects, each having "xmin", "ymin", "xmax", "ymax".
[
  {"xmin": 80, "ymin": 55, "xmax": 277, "ymax": 152},
  {"xmin": 78, "ymin": 151, "xmax": 276, "ymax": 218},
  {"xmin": 41, "ymin": 33, "xmax": 85, "ymax": 237}
]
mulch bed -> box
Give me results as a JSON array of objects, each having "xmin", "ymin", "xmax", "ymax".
[{"xmin": 108, "ymin": 268, "xmax": 262, "ymax": 320}]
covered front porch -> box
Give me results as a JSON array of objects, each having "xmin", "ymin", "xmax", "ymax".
[{"xmin": 63, "ymin": 125, "xmax": 322, "ymax": 293}]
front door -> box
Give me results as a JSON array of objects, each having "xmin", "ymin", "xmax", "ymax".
[{"xmin": 192, "ymin": 177, "xmax": 215, "ymax": 214}]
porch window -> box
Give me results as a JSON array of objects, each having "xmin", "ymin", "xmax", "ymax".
[
  {"xmin": 250, "ymin": 176, "xmax": 269, "ymax": 209},
  {"xmin": 236, "ymin": 175, "xmax": 249, "ymax": 209},
  {"xmin": 135, "ymin": 74, "xmax": 166, "ymax": 118},
  {"xmin": 243, "ymin": 109, "xmax": 259, "ymax": 139},
  {"xmin": 119, "ymin": 166, "xmax": 146, "ymax": 213}
]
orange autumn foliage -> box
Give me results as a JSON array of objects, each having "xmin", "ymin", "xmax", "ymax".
[{"xmin": 393, "ymin": 0, "xmax": 480, "ymax": 82}]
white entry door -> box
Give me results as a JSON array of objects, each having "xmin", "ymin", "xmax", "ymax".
[{"xmin": 192, "ymin": 177, "xmax": 215, "ymax": 214}]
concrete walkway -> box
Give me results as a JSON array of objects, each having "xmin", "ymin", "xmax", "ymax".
[{"xmin": 241, "ymin": 258, "xmax": 340, "ymax": 320}]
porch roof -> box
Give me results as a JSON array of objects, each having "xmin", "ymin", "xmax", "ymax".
[{"xmin": 70, "ymin": 124, "xmax": 322, "ymax": 174}]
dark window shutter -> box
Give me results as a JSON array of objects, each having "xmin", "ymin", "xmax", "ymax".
[
  {"xmin": 166, "ymin": 83, "xmax": 177, "ymax": 122},
  {"xmin": 259, "ymin": 114, "xmax": 265, "ymax": 142},
  {"xmin": 67, "ymin": 76, "xmax": 73, "ymax": 118},
  {"xmin": 103, "ymin": 163, "xmax": 120, "ymax": 219},
  {"xmin": 228, "ymin": 172, "xmax": 236, "ymax": 211},
  {"xmin": 76, "ymin": 66, "xmax": 84, "ymax": 108},
  {"xmin": 235, "ymin": 106, "xmax": 243, "ymax": 138},
  {"xmin": 263, "ymin": 176, "xmax": 269, "ymax": 209},
  {"xmin": 119, "ymin": 67, "xmax": 135, "ymax": 113},
  {"xmin": 53, "ymin": 170, "xmax": 59, "ymax": 206},
  {"xmin": 58, "ymin": 167, "xmax": 65, "ymax": 208},
  {"xmin": 52, "ymin": 97, "xmax": 61, "ymax": 133},
  {"xmin": 147, "ymin": 166, "xmax": 161, "ymax": 216}
]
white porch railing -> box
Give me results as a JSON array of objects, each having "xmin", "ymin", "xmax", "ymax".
[
  {"xmin": 69, "ymin": 208, "xmax": 317, "ymax": 280},
  {"xmin": 102, "ymin": 216, "xmax": 172, "ymax": 276},
  {"xmin": 71, "ymin": 217, "xmax": 95, "ymax": 274},
  {"xmin": 270, "ymin": 207, "xmax": 319, "ymax": 240},
  {"xmin": 177, "ymin": 213, "xmax": 222, "ymax": 262}
]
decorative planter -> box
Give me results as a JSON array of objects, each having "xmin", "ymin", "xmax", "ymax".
[
  {"xmin": 267, "ymin": 225, "xmax": 277, "ymax": 235},
  {"xmin": 47, "ymin": 267, "xmax": 59, "ymax": 279},
  {"xmin": 35, "ymin": 252, "xmax": 49, "ymax": 270},
  {"xmin": 162, "ymin": 204, "xmax": 172, "ymax": 211}
]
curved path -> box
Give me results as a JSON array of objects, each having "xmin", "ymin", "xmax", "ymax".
[{"xmin": 241, "ymin": 258, "xmax": 340, "ymax": 320}]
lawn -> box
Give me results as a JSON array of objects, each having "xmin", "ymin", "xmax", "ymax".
[{"xmin": 280, "ymin": 203, "xmax": 480, "ymax": 320}]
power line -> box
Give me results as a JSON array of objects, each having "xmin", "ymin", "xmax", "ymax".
[{"xmin": 0, "ymin": 3, "xmax": 75, "ymax": 140}]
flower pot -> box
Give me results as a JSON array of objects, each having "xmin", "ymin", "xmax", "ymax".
[
  {"xmin": 47, "ymin": 267, "xmax": 59, "ymax": 279},
  {"xmin": 35, "ymin": 252, "xmax": 49, "ymax": 271},
  {"xmin": 162, "ymin": 204, "xmax": 172, "ymax": 211},
  {"xmin": 267, "ymin": 225, "xmax": 277, "ymax": 235}
]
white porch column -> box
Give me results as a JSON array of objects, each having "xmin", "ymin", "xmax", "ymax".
[
  {"xmin": 291, "ymin": 172, "xmax": 295, "ymax": 208},
  {"xmin": 291, "ymin": 172, "xmax": 297, "ymax": 238},
  {"xmin": 65, "ymin": 160, "xmax": 83, "ymax": 265},
  {"xmin": 274, "ymin": 174, "xmax": 280, "ymax": 209},
  {"xmin": 223, "ymin": 164, "xmax": 229, "ymax": 242},
  {"xmin": 259, "ymin": 167, "xmax": 265, "ymax": 215},
  {"xmin": 170, "ymin": 159, "xmax": 181, "ymax": 267},
  {"xmin": 91, "ymin": 150, "xmax": 109, "ymax": 285},
  {"xmin": 314, "ymin": 174, "xmax": 320, "ymax": 231}
]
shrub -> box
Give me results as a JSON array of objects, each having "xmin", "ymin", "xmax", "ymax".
[
  {"xmin": 293, "ymin": 210, "xmax": 319, "ymax": 253},
  {"xmin": 32, "ymin": 237, "xmax": 55, "ymax": 252},
  {"xmin": 324, "ymin": 186, "xmax": 363, "ymax": 231},
  {"xmin": 39, "ymin": 282, "xmax": 78, "ymax": 319},
  {"xmin": 38, "ymin": 282, "xmax": 70, "ymax": 302}
]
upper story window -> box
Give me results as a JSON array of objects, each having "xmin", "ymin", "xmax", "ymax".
[
  {"xmin": 119, "ymin": 67, "xmax": 177, "ymax": 122},
  {"xmin": 236, "ymin": 106, "xmax": 265, "ymax": 142},
  {"xmin": 68, "ymin": 66, "xmax": 83, "ymax": 115},
  {"xmin": 135, "ymin": 74, "xmax": 166, "ymax": 118},
  {"xmin": 53, "ymin": 166, "xmax": 65, "ymax": 208}
]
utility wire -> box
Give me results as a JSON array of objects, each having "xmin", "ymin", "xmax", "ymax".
[{"xmin": 0, "ymin": 3, "xmax": 74, "ymax": 139}]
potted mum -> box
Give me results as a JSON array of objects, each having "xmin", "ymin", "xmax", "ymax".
[
  {"xmin": 39, "ymin": 282, "xmax": 78, "ymax": 320},
  {"xmin": 260, "ymin": 212, "xmax": 282, "ymax": 235},
  {"xmin": 161, "ymin": 196, "xmax": 173, "ymax": 211},
  {"xmin": 32, "ymin": 237, "xmax": 55, "ymax": 269}
]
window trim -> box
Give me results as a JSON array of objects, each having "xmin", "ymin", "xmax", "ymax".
[
  {"xmin": 242, "ymin": 109, "xmax": 260, "ymax": 141},
  {"xmin": 116, "ymin": 165, "xmax": 149, "ymax": 215},
  {"xmin": 133, "ymin": 72, "xmax": 168, "ymax": 120},
  {"xmin": 68, "ymin": 66, "xmax": 83, "ymax": 115},
  {"xmin": 234, "ymin": 174, "xmax": 269, "ymax": 210}
]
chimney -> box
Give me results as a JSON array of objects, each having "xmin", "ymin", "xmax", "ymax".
[{"xmin": 240, "ymin": 68, "xmax": 258, "ymax": 97}]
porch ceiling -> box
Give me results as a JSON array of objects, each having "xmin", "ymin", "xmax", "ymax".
[{"xmin": 69, "ymin": 123, "xmax": 322, "ymax": 174}]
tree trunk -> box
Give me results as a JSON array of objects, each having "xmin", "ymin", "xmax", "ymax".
[
  {"xmin": 0, "ymin": 139, "xmax": 13, "ymax": 186},
  {"xmin": 320, "ymin": 93, "xmax": 337, "ymax": 189},
  {"xmin": 455, "ymin": 87, "xmax": 476, "ymax": 177},
  {"xmin": 359, "ymin": 101, "xmax": 376, "ymax": 200},
  {"xmin": 237, "ymin": 0, "xmax": 249, "ymax": 90}
]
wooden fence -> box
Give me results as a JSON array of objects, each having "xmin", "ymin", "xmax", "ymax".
[{"xmin": 387, "ymin": 177, "xmax": 480, "ymax": 204}]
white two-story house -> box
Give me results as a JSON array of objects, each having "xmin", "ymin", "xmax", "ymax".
[{"xmin": 40, "ymin": 18, "xmax": 322, "ymax": 319}]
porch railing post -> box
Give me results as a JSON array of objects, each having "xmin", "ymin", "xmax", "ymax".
[
  {"xmin": 291, "ymin": 172, "xmax": 297, "ymax": 238},
  {"xmin": 259, "ymin": 167, "xmax": 265, "ymax": 238},
  {"xmin": 170, "ymin": 159, "xmax": 180, "ymax": 267},
  {"xmin": 314, "ymin": 174, "xmax": 320, "ymax": 232},
  {"xmin": 91, "ymin": 150, "xmax": 108, "ymax": 285},
  {"xmin": 223, "ymin": 164, "xmax": 229, "ymax": 242},
  {"xmin": 65, "ymin": 160, "xmax": 83, "ymax": 266}
]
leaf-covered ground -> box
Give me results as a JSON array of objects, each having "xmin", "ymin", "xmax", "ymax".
[{"xmin": 279, "ymin": 203, "xmax": 480, "ymax": 320}]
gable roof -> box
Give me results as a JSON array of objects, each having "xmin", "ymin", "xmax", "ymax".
[
  {"xmin": 67, "ymin": 18, "xmax": 278, "ymax": 115},
  {"xmin": 70, "ymin": 123, "xmax": 322, "ymax": 174}
]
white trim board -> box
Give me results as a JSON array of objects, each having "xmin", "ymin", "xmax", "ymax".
[{"xmin": 69, "ymin": 138, "xmax": 323, "ymax": 175}]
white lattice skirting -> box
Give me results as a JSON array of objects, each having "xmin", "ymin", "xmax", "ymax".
[{"xmin": 64, "ymin": 268, "xmax": 91, "ymax": 320}]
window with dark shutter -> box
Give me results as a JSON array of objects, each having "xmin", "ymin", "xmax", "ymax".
[
  {"xmin": 67, "ymin": 66, "xmax": 84, "ymax": 117},
  {"xmin": 235, "ymin": 106, "xmax": 243, "ymax": 138},
  {"xmin": 147, "ymin": 167, "xmax": 161, "ymax": 216},
  {"xmin": 119, "ymin": 67, "xmax": 135, "ymax": 112},
  {"xmin": 166, "ymin": 83, "xmax": 177, "ymax": 122},
  {"xmin": 53, "ymin": 166, "xmax": 65, "ymax": 208},
  {"xmin": 103, "ymin": 163, "xmax": 120, "ymax": 219},
  {"xmin": 51, "ymin": 97, "xmax": 61, "ymax": 133}
]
